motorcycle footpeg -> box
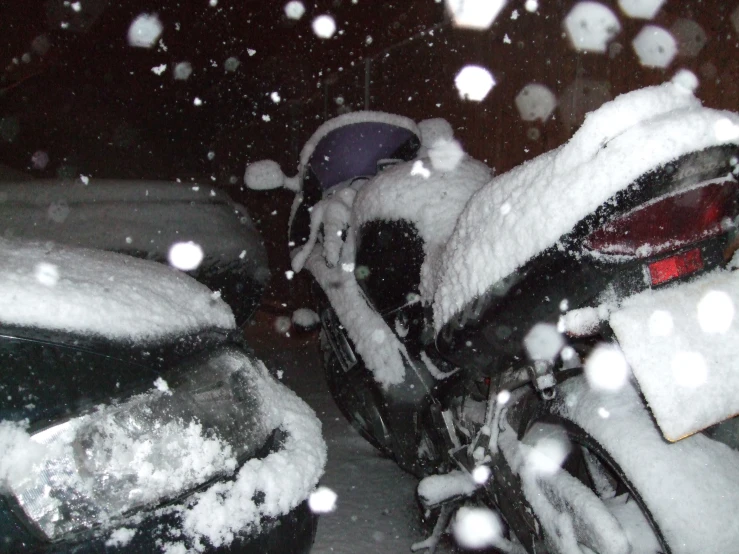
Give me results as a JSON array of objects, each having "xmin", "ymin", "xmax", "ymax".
[
  {"xmin": 526, "ymin": 360, "xmax": 557, "ymax": 400},
  {"xmin": 417, "ymin": 470, "xmax": 477, "ymax": 510}
]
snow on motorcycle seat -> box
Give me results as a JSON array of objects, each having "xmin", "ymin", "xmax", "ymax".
[{"xmin": 433, "ymin": 77, "xmax": 739, "ymax": 332}]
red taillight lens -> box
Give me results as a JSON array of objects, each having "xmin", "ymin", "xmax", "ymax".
[
  {"xmin": 583, "ymin": 179, "xmax": 737, "ymax": 258},
  {"xmin": 648, "ymin": 248, "xmax": 703, "ymax": 286}
]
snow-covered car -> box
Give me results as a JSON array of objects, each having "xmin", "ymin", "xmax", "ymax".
[
  {"xmin": 0, "ymin": 179, "xmax": 270, "ymax": 326},
  {"xmin": 0, "ymin": 237, "xmax": 326, "ymax": 553}
]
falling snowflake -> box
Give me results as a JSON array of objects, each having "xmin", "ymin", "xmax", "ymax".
[
  {"xmin": 445, "ymin": 0, "xmax": 506, "ymax": 30},
  {"xmin": 632, "ymin": 25, "xmax": 677, "ymax": 68},
  {"xmin": 618, "ymin": 0, "xmax": 665, "ymax": 19},
  {"xmin": 127, "ymin": 14, "xmax": 162, "ymax": 48},
  {"xmin": 174, "ymin": 62, "xmax": 193, "ymax": 80},
  {"xmin": 284, "ymin": 1, "xmax": 306, "ymax": 20},
  {"xmin": 224, "ymin": 56, "xmax": 240, "ymax": 72},
  {"xmin": 312, "ymin": 15, "xmax": 336, "ymax": 39},
  {"xmin": 515, "ymin": 83, "xmax": 557, "ymax": 122},
  {"xmin": 168, "ymin": 241, "xmax": 204, "ymax": 271},
  {"xmin": 563, "ymin": 2, "xmax": 621, "ymax": 53},
  {"xmin": 454, "ymin": 65, "xmax": 496, "ymax": 101}
]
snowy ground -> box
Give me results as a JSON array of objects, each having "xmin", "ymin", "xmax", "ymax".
[{"xmin": 243, "ymin": 309, "xmax": 457, "ymax": 554}]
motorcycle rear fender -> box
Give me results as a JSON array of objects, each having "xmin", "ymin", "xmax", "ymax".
[{"xmin": 437, "ymin": 145, "xmax": 738, "ymax": 377}]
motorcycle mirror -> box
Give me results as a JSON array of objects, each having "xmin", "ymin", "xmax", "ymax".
[{"xmin": 244, "ymin": 160, "xmax": 300, "ymax": 192}]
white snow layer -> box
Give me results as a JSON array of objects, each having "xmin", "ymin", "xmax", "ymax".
[
  {"xmin": 351, "ymin": 155, "xmax": 493, "ymax": 306},
  {"xmin": 0, "ymin": 238, "xmax": 235, "ymax": 341},
  {"xmin": 417, "ymin": 470, "xmax": 477, "ymax": 507},
  {"xmin": 433, "ymin": 81, "xmax": 739, "ymax": 331},
  {"xmin": 610, "ymin": 264, "xmax": 739, "ymax": 440},
  {"xmin": 300, "ymin": 153, "xmax": 491, "ymax": 387},
  {"xmin": 289, "ymin": 110, "xmax": 492, "ymax": 387},
  {"xmin": 292, "ymin": 186, "xmax": 357, "ymax": 272},
  {"xmin": 292, "ymin": 307, "xmax": 320, "ymax": 328},
  {"xmin": 499, "ymin": 421, "xmax": 631, "ymax": 554},
  {"xmin": 168, "ymin": 353, "xmax": 326, "ymax": 549},
  {"xmin": 417, "ymin": 118, "xmax": 455, "ymax": 156},
  {"xmin": 553, "ymin": 376, "xmax": 739, "ymax": 554},
  {"xmin": 304, "ymin": 246, "xmax": 409, "ymax": 387}
]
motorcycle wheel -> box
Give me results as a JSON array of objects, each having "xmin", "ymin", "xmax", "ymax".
[
  {"xmin": 320, "ymin": 329, "xmax": 395, "ymax": 458},
  {"xmin": 525, "ymin": 417, "xmax": 668, "ymax": 554}
]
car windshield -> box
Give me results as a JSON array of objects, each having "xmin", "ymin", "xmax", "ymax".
[{"xmin": 2, "ymin": 2, "xmax": 739, "ymax": 553}]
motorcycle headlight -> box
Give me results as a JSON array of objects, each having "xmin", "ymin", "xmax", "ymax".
[{"xmin": 6, "ymin": 346, "xmax": 270, "ymax": 542}]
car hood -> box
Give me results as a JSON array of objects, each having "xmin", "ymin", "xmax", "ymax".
[{"xmin": 0, "ymin": 179, "xmax": 270, "ymax": 324}]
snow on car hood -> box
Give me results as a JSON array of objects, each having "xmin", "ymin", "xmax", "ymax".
[
  {"xmin": 433, "ymin": 80, "xmax": 739, "ymax": 331},
  {"xmin": 554, "ymin": 376, "xmax": 739, "ymax": 554},
  {"xmin": 0, "ymin": 238, "xmax": 235, "ymax": 342},
  {"xmin": 610, "ymin": 264, "xmax": 739, "ymax": 441}
]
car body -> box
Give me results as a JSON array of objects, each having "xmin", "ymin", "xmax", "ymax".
[
  {"xmin": 0, "ymin": 179, "xmax": 270, "ymax": 326},
  {"xmin": 0, "ymin": 237, "xmax": 326, "ymax": 553}
]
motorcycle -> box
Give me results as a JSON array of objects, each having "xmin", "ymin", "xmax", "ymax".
[{"xmin": 245, "ymin": 78, "xmax": 739, "ymax": 553}]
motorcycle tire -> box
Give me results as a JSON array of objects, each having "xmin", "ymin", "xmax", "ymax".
[
  {"xmin": 523, "ymin": 415, "xmax": 669, "ymax": 554},
  {"xmin": 320, "ymin": 329, "xmax": 395, "ymax": 458}
]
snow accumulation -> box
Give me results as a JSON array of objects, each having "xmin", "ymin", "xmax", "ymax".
[
  {"xmin": 417, "ymin": 470, "xmax": 477, "ymax": 507},
  {"xmin": 0, "ymin": 351, "xmax": 326, "ymax": 551},
  {"xmin": 294, "ymin": 127, "xmax": 491, "ymax": 387},
  {"xmin": 416, "ymin": 118, "xmax": 455, "ymax": 155},
  {"xmin": 433, "ymin": 79, "xmax": 739, "ymax": 331},
  {"xmin": 351, "ymin": 154, "xmax": 492, "ymax": 306},
  {"xmin": 288, "ymin": 112, "xmax": 492, "ymax": 387},
  {"xmin": 499, "ymin": 419, "xmax": 633, "ymax": 554},
  {"xmin": 164, "ymin": 352, "xmax": 326, "ymax": 550},
  {"xmin": 552, "ymin": 376, "xmax": 739, "ymax": 554},
  {"xmin": 292, "ymin": 185, "xmax": 358, "ymax": 272},
  {"xmin": 292, "ymin": 307, "xmax": 320, "ymax": 328},
  {"xmin": 610, "ymin": 262, "xmax": 739, "ymax": 440},
  {"xmin": 0, "ymin": 180, "xmax": 265, "ymax": 272},
  {"xmin": 0, "ymin": 238, "xmax": 235, "ymax": 341},
  {"xmin": 303, "ymin": 246, "xmax": 409, "ymax": 387}
]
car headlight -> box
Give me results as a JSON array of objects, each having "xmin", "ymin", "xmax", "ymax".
[{"xmin": 6, "ymin": 346, "xmax": 270, "ymax": 542}]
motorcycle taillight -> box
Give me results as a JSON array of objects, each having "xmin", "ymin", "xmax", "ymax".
[{"xmin": 583, "ymin": 177, "xmax": 738, "ymax": 258}]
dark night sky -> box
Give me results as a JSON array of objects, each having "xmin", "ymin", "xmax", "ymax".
[
  {"xmin": 0, "ymin": 0, "xmax": 445, "ymax": 180},
  {"xmin": 2, "ymin": 1, "xmax": 737, "ymax": 180}
]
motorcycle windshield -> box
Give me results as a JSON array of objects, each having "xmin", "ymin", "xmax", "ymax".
[
  {"xmin": 307, "ymin": 122, "xmax": 418, "ymax": 191},
  {"xmin": 609, "ymin": 264, "xmax": 739, "ymax": 441}
]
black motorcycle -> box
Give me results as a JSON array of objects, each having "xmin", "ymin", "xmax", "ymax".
[{"xmin": 246, "ymin": 82, "xmax": 739, "ymax": 553}]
